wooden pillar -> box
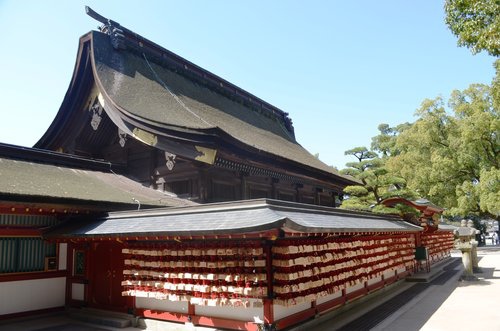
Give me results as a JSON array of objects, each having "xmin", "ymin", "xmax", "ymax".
[
  {"xmin": 315, "ymin": 188, "xmax": 323, "ymax": 205},
  {"xmin": 198, "ymin": 169, "xmax": 210, "ymax": 203},
  {"xmin": 240, "ymin": 172, "xmax": 248, "ymax": 200},
  {"xmin": 271, "ymin": 178, "xmax": 279, "ymax": 199},
  {"xmin": 264, "ymin": 239, "xmax": 275, "ymax": 324},
  {"xmin": 415, "ymin": 231, "xmax": 422, "ymax": 247},
  {"xmin": 295, "ymin": 183, "xmax": 303, "ymax": 203},
  {"xmin": 188, "ymin": 302, "xmax": 195, "ymax": 320},
  {"xmin": 149, "ymin": 148, "xmax": 158, "ymax": 188}
]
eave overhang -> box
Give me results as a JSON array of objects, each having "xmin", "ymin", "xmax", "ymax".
[{"xmin": 45, "ymin": 198, "xmax": 422, "ymax": 241}]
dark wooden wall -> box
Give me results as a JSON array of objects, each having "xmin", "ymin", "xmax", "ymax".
[{"xmin": 69, "ymin": 113, "xmax": 342, "ymax": 207}]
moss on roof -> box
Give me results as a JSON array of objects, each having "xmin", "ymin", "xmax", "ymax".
[
  {"xmin": 91, "ymin": 31, "xmax": 347, "ymax": 178},
  {"xmin": 0, "ymin": 156, "xmax": 194, "ymax": 208}
]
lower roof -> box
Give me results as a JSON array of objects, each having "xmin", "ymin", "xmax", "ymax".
[
  {"xmin": 0, "ymin": 143, "xmax": 194, "ymax": 209},
  {"xmin": 46, "ymin": 199, "xmax": 423, "ymax": 239}
]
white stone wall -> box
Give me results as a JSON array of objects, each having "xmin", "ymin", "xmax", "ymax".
[{"xmin": 0, "ymin": 277, "xmax": 66, "ymax": 315}]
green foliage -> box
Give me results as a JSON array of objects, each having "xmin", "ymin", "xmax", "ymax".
[
  {"xmin": 477, "ymin": 167, "xmax": 500, "ymax": 216},
  {"xmin": 340, "ymin": 66, "xmax": 499, "ymax": 219},
  {"xmin": 371, "ymin": 203, "xmax": 420, "ymax": 220},
  {"xmin": 388, "ymin": 68, "xmax": 500, "ymax": 220},
  {"xmin": 340, "ymin": 146, "xmax": 414, "ymax": 212},
  {"xmin": 371, "ymin": 123, "xmax": 411, "ymax": 157},
  {"xmin": 444, "ymin": 0, "xmax": 500, "ymax": 56},
  {"xmin": 344, "ymin": 147, "xmax": 378, "ymax": 161},
  {"xmin": 344, "ymin": 185, "xmax": 369, "ymax": 196}
]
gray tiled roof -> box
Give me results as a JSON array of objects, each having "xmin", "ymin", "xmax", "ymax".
[
  {"xmin": 438, "ymin": 223, "xmax": 458, "ymax": 231},
  {"xmin": 46, "ymin": 199, "xmax": 422, "ymax": 238},
  {"xmin": 90, "ymin": 31, "xmax": 347, "ymax": 177},
  {"xmin": 0, "ymin": 154, "xmax": 194, "ymax": 208}
]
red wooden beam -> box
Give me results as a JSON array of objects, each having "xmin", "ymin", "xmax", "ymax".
[
  {"xmin": 0, "ymin": 270, "xmax": 66, "ymax": 282},
  {"xmin": 316, "ymin": 295, "xmax": 346, "ymax": 314},
  {"xmin": 0, "ymin": 204, "xmax": 91, "ymax": 216},
  {"xmin": 52, "ymin": 229, "xmax": 280, "ymax": 242},
  {"xmin": 137, "ymin": 309, "xmax": 260, "ymax": 331},
  {"xmin": 384, "ymin": 275, "xmax": 398, "ymax": 285},
  {"xmin": 0, "ymin": 228, "xmax": 43, "ymax": 237},
  {"xmin": 263, "ymin": 298, "xmax": 274, "ymax": 324},
  {"xmin": 345, "ymin": 287, "xmax": 367, "ymax": 301},
  {"xmin": 274, "ymin": 306, "xmax": 316, "ymax": 330}
]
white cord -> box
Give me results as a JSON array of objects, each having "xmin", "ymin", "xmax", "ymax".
[{"xmin": 142, "ymin": 53, "xmax": 212, "ymax": 127}]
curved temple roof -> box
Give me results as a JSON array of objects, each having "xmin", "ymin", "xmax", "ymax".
[{"xmin": 36, "ymin": 9, "xmax": 356, "ymax": 185}]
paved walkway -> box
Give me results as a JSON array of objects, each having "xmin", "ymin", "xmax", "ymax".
[
  {"xmin": 302, "ymin": 246, "xmax": 500, "ymax": 331},
  {"xmin": 379, "ymin": 247, "xmax": 500, "ymax": 331},
  {"xmin": 1, "ymin": 247, "xmax": 499, "ymax": 331}
]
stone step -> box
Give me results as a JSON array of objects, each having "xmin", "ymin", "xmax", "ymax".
[{"xmin": 69, "ymin": 309, "xmax": 132, "ymax": 329}]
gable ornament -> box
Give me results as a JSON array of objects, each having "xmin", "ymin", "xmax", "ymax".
[
  {"xmin": 165, "ymin": 151, "xmax": 176, "ymax": 171},
  {"xmin": 118, "ymin": 128, "xmax": 128, "ymax": 147},
  {"xmin": 89, "ymin": 97, "xmax": 103, "ymax": 131}
]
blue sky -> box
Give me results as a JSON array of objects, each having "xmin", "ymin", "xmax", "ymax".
[{"xmin": 0, "ymin": 1, "xmax": 496, "ymax": 168}]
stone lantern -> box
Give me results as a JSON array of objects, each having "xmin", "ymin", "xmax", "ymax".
[{"xmin": 454, "ymin": 219, "xmax": 480, "ymax": 280}]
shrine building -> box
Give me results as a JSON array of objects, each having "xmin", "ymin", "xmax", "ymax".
[{"xmin": 0, "ymin": 7, "xmax": 455, "ymax": 331}]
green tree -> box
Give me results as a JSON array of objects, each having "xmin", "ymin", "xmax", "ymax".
[
  {"xmin": 340, "ymin": 146, "xmax": 413, "ymax": 213},
  {"xmin": 388, "ymin": 75, "xmax": 499, "ymax": 219},
  {"xmin": 444, "ymin": 0, "xmax": 500, "ymax": 56},
  {"xmin": 371, "ymin": 123, "xmax": 412, "ymax": 157}
]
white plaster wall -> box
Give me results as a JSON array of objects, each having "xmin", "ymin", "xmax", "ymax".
[
  {"xmin": 58, "ymin": 243, "xmax": 67, "ymax": 270},
  {"xmin": 367, "ymin": 276, "xmax": 382, "ymax": 286},
  {"xmin": 345, "ymin": 282, "xmax": 364, "ymax": 294},
  {"xmin": 315, "ymin": 289, "xmax": 342, "ymax": 305},
  {"xmin": 0, "ymin": 277, "xmax": 66, "ymax": 315},
  {"xmin": 383, "ymin": 268, "xmax": 396, "ymax": 279},
  {"xmin": 195, "ymin": 299, "xmax": 263, "ymax": 322},
  {"xmin": 396, "ymin": 267, "xmax": 406, "ymax": 275},
  {"xmin": 273, "ymin": 301, "xmax": 311, "ymax": 321},
  {"xmin": 71, "ymin": 283, "xmax": 85, "ymax": 301},
  {"xmin": 135, "ymin": 297, "xmax": 189, "ymax": 314}
]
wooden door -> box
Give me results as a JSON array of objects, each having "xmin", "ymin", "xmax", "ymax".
[{"xmin": 90, "ymin": 241, "xmax": 127, "ymax": 311}]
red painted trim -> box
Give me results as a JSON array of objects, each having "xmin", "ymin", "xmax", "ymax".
[
  {"xmin": 415, "ymin": 232, "xmax": 422, "ymax": 247},
  {"xmin": 193, "ymin": 315, "xmax": 259, "ymax": 331},
  {"xmin": 137, "ymin": 309, "xmax": 259, "ymax": 331},
  {"xmin": 0, "ymin": 205, "xmax": 90, "ymax": 216},
  {"xmin": 264, "ymin": 298, "xmax": 274, "ymax": 324},
  {"xmin": 316, "ymin": 295, "xmax": 346, "ymax": 314},
  {"xmin": 274, "ymin": 307, "xmax": 316, "ymax": 330},
  {"xmin": 366, "ymin": 280, "xmax": 385, "ymax": 292},
  {"xmin": 345, "ymin": 287, "xmax": 367, "ymax": 301},
  {"xmin": 188, "ymin": 302, "xmax": 195, "ymax": 316},
  {"xmin": 0, "ymin": 228, "xmax": 43, "ymax": 237},
  {"xmin": 381, "ymin": 197, "xmax": 444, "ymax": 213},
  {"xmin": 384, "ymin": 275, "xmax": 397, "ymax": 285},
  {"xmin": 0, "ymin": 306, "xmax": 64, "ymax": 320},
  {"xmin": 138, "ymin": 309, "xmax": 188, "ymax": 323},
  {"xmin": 264, "ymin": 240, "xmax": 275, "ymax": 324},
  {"xmin": 52, "ymin": 229, "xmax": 281, "ymax": 242},
  {"xmin": 0, "ymin": 270, "xmax": 66, "ymax": 282}
]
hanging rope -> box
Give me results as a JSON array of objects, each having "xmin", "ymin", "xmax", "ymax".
[{"xmin": 142, "ymin": 53, "xmax": 212, "ymax": 127}]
